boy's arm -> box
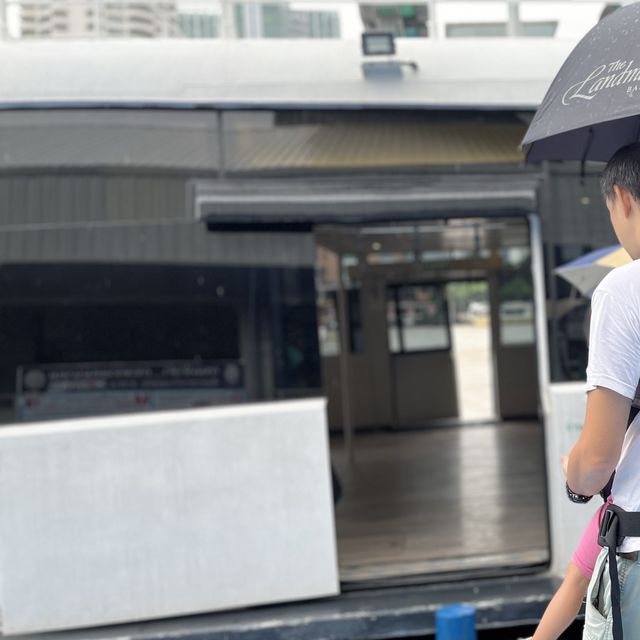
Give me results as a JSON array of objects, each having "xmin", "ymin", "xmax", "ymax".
[{"xmin": 567, "ymin": 386, "xmax": 629, "ymax": 497}]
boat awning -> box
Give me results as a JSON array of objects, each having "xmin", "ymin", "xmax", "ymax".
[{"xmin": 194, "ymin": 175, "xmax": 540, "ymax": 227}]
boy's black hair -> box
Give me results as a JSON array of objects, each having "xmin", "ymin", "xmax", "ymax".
[{"xmin": 601, "ymin": 142, "xmax": 640, "ymax": 203}]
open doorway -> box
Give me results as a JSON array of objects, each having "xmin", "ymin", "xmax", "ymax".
[
  {"xmin": 316, "ymin": 217, "xmax": 548, "ymax": 585},
  {"xmin": 447, "ymin": 281, "xmax": 495, "ymax": 422}
]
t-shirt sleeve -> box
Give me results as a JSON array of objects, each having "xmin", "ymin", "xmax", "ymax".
[{"xmin": 586, "ymin": 288, "xmax": 640, "ymax": 399}]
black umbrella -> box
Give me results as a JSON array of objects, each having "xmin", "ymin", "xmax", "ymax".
[{"xmin": 522, "ymin": 3, "xmax": 640, "ymax": 163}]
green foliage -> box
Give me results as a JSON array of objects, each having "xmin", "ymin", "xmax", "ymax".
[
  {"xmin": 500, "ymin": 274, "xmax": 533, "ymax": 302},
  {"xmin": 447, "ymin": 281, "xmax": 488, "ymax": 306}
]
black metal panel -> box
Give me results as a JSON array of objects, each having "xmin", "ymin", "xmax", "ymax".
[{"xmin": 6, "ymin": 574, "xmax": 559, "ymax": 640}]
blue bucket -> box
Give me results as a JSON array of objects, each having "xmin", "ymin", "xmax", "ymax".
[{"xmin": 435, "ymin": 604, "xmax": 477, "ymax": 640}]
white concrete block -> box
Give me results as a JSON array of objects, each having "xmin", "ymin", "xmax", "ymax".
[
  {"xmin": 0, "ymin": 398, "xmax": 338, "ymax": 634},
  {"xmin": 546, "ymin": 383, "xmax": 594, "ymax": 575}
]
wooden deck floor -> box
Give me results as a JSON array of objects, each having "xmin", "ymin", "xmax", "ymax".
[{"xmin": 331, "ymin": 421, "xmax": 549, "ymax": 582}]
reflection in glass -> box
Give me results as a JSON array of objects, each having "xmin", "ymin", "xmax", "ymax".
[
  {"xmin": 270, "ymin": 269, "xmax": 321, "ymax": 392},
  {"xmin": 387, "ymin": 284, "xmax": 450, "ymax": 353},
  {"xmin": 315, "ymin": 245, "xmax": 363, "ymax": 356},
  {"xmin": 317, "ymin": 292, "xmax": 340, "ymax": 357},
  {"xmin": 274, "ymin": 303, "xmax": 321, "ymax": 390}
]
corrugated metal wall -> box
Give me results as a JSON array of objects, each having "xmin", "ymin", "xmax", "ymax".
[
  {"xmin": 0, "ymin": 169, "xmax": 615, "ymax": 266},
  {"xmin": 0, "ymin": 111, "xmax": 219, "ymax": 172},
  {"xmin": 0, "ymin": 174, "xmax": 314, "ymax": 267},
  {"xmin": 0, "ymin": 175, "xmax": 187, "ymax": 226},
  {"xmin": 0, "ymin": 222, "xmax": 315, "ymax": 267}
]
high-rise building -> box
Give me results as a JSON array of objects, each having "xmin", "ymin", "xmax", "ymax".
[
  {"xmin": 233, "ymin": 3, "xmax": 339, "ymax": 38},
  {"xmin": 20, "ymin": 1, "xmax": 180, "ymax": 38},
  {"xmin": 178, "ymin": 11, "xmax": 218, "ymax": 38},
  {"xmin": 18, "ymin": 0, "xmax": 336, "ymax": 39},
  {"xmin": 286, "ymin": 8, "xmax": 340, "ymax": 38},
  {"xmin": 359, "ymin": 4, "xmax": 428, "ymax": 38}
]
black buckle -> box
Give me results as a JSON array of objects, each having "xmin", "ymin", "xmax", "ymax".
[{"xmin": 599, "ymin": 505, "xmax": 622, "ymax": 548}]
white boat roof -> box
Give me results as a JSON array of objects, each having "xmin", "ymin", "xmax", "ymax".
[{"xmin": 0, "ymin": 38, "xmax": 573, "ymax": 110}]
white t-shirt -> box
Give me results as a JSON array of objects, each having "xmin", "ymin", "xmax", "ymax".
[{"xmin": 586, "ymin": 258, "xmax": 640, "ymax": 552}]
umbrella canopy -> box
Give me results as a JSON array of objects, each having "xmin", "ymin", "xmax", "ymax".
[
  {"xmin": 555, "ymin": 244, "xmax": 631, "ymax": 295},
  {"xmin": 522, "ymin": 3, "xmax": 640, "ymax": 163}
]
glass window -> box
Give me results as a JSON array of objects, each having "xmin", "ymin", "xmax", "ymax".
[
  {"xmin": 360, "ymin": 4, "xmax": 428, "ymax": 38},
  {"xmin": 499, "ymin": 248, "xmax": 535, "ymax": 346},
  {"xmin": 348, "ymin": 289, "xmax": 364, "ymax": 354},
  {"xmin": 315, "ymin": 245, "xmax": 363, "ymax": 356},
  {"xmin": 445, "ymin": 20, "xmax": 557, "ymax": 37},
  {"xmin": 40, "ymin": 303, "xmax": 239, "ymax": 363},
  {"xmin": 3, "ymin": 290, "xmax": 245, "ymax": 423},
  {"xmin": 387, "ymin": 294, "xmax": 402, "ymax": 353},
  {"xmin": 271, "ymin": 268, "xmax": 322, "ymax": 392},
  {"xmin": 234, "ymin": 3, "xmax": 340, "ymax": 38},
  {"xmin": 274, "ymin": 304, "xmax": 322, "ymax": 391},
  {"xmin": 0, "ymin": 256, "xmax": 321, "ymax": 423},
  {"xmin": 520, "ymin": 21, "xmax": 557, "ymax": 36},
  {"xmin": 556, "ymin": 301, "xmax": 590, "ymax": 381},
  {"xmin": 446, "ymin": 22, "xmax": 507, "ymax": 37},
  {"xmin": 315, "ymin": 289, "xmax": 362, "ymax": 356},
  {"xmin": 387, "ymin": 284, "xmax": 450, "ymax": 353},
  {"xmin": 179, "ymin": 14, "xmax": 219, "ymax": 38},
  {"xmin": 317, "ymin": 291, "xmax": 340, "ymax": 357},
  {"xmin": 548, "ymin": 244, "xmax": 594, "ymax": 382}
]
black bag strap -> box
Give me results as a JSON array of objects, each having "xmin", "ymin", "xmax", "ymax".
[
  {"xmin": 597, "ymin": 504, "xmax": 640, "ymax": 640},
  {"xmin": 573, "ymin": 401, "xmax": 640, "ymax": 639},
  {"xmin": 565, "ymin": 385, "xmax": 640, "ymax": 637}
]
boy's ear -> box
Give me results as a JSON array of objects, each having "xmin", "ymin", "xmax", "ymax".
[{"xmin": 613, "ymin": 184, "xmax": 636, "ymax": 218}]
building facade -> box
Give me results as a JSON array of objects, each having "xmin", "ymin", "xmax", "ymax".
[{"xmin": 20, "ymin": 1, "xmax": 180, "ymax": 38}]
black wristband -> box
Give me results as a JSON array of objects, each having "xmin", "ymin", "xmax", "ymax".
[{"xmin": 566, "ymin": 482, "xmax": 593, "ymax": 503}]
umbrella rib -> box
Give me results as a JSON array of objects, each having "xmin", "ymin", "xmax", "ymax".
[{"xmin": 580, "ymin": 127, "xmax": 594, "ymax": 182}]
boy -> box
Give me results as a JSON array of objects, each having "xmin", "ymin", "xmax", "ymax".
[{"xmin": 567, "ymin": 142, "xmax": 640, "ymax": 639}]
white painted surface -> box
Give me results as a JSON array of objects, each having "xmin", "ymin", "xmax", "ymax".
[
  {"xmin": 546, "ymin": 383, "xmax": 597, "ymax": 575},
  {"xmin": 529, "ymin": 213, "xmax": 593, "ymax": 577},
  {"xmin": 0, "ymin": 38, "xmax": 573, "ymax": 108},
  {"xmin": 0, "ymin": 398, "xmax": 338, "ymax": 634}
]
